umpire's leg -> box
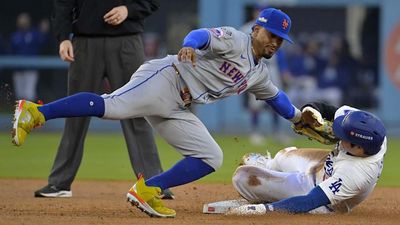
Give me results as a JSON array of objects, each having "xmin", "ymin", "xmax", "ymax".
[
  {"xmin": 105, "ymin": 35, "xmax": 164, "ymax": 179},
  {"xmin": 47, "ymin": 37, "xmax": 105, "ymax": 189}
]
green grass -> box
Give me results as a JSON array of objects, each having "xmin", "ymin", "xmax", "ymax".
[{"xmin": 1, "ymin": 132, "xmax": 399, "ymax": 186}]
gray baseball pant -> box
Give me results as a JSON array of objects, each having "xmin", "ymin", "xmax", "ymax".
[{"xmin": 102, "ymin": 56, "xmax": 224, "ymax": 170}]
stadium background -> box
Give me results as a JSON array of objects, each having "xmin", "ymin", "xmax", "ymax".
[{"xmin": 0, "ymin": 1, "xmax": 400, "ymax": 224}]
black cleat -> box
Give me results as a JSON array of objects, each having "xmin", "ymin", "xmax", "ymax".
[{"xmin": 34, "ymin": 185, "xmax": 72, "ymax": 198}]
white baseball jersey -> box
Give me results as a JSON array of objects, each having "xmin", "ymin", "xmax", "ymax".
[
  {"xmin": 232, "ymin": 106, "xmax": 387, "ymax": 213},
  {"xmin": 175, "ymin": 26, "xmax": 279, "ymax": 104},
  {"xmin": 318, "ymin": 106, "xmax": 387, "ymax": 212}
]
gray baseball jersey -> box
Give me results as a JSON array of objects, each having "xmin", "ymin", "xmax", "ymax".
[
  {"xmin": 102, "ymin": 26, "xmax": 281, "ymax": 170},
  {"xmin": 176, "ymin": 26, "xmax": 279, "ymax": 104}
]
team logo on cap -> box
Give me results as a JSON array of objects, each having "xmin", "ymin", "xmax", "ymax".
[
  {"xmin": 282, "ymin": 19, "xmax": 289, "ymax": 30},
  {"xmin": 258, "ymin": 17, "xmax": 267, "ymax": 23}
]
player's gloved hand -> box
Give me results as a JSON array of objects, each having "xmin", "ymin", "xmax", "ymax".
[
  {"xmin": 178, "ymin": 47, "xmax": 197, "ymax": 67},
  {"xmin": 292, "ymin": 106, "xmax": 338, "ymax": 145}
]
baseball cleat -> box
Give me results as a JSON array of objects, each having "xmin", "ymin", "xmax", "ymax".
[
  {"xmin": 34, "ymin": 185, "xmax": 72, "ymax": 198},
  {"xmin": 12, "ymin": 100, "xmax": 45, "ymax": 146},
  {"xmin": 226, "ymin": 204, "xmax": 267, "ymax": 216},
  {"xmin": 127, "ymin": 175, "xmax": 176, "ymax": 218}
]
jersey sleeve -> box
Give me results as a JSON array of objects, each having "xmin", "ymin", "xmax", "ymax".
[
  {"xmin": 301, "ymin": 102, "xmax": 338, "ymax": 121},
  {"xmin": 205, "ymin": 26, "xmax": 243, "ymax": 57},
  {"xmin": 318, "ymin": 166, "xmax": 367, "ymax": 206},
  {"xmin": 247, "ymin": 65, "xmax": 279, "ymax": 100}
]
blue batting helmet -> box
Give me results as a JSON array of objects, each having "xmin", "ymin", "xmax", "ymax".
[{"xmin": 333, "ymin": 110, "xmax": 386, "ymax": 155}]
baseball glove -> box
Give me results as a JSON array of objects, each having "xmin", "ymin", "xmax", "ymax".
[{"xmin": 292, "ymin": 106, "xmax": 339, "ymax": 145}]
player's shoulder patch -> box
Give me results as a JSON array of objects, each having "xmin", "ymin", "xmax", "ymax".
[
  {"xmin": 208, "ymin": 27, "xmax": 234, "ymax": 39},
  {"xmin": 209, "ymin": 28, "xmax": 224, "ymax": 38}
]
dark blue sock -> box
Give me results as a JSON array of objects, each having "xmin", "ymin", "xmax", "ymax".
[
  {"xmin": 145, "ymin": 157, "xmax": 215, "ymax": 190},
  {"xmin": 38, "ymin": 92, "xmax": 105, "ymax": 120}
]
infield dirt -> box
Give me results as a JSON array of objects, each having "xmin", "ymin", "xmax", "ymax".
[{"xmin": 0, "ymin": 179, "xmax": 399, "ymax": 225}]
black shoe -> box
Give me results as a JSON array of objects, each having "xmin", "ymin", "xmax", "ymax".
[
  {"xmin": 34, "ymin": 185, "xmax": 72, "ymax": 198},
  {"xmin": 160, "ymin": 188, "xmax": 175, "ymax": 200}
]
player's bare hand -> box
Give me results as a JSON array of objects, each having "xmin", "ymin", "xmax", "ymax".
[
  {"xmin": 59, "ymin": 40, "xmax": 74, "ymax": 62},
  {"xmin": 104, "ymin": 6, "xmax": 128, "ymax": 26},
  {"xmin": 178, "ymin": 47, "xmax": 196, "ymax": 67}
]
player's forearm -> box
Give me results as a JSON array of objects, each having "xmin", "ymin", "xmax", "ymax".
[
  {"xmin": 265, "ymin": 90, "xmax": 301, "ymax": 123},
  {"xmin": 266, "ymin": 186, "xmax": 331, "ymax": 213},
  {"xmin": 182, "ymin": 29, "xmax": 210, "ymax": 50}
]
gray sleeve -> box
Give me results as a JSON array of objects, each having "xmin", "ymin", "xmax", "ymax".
[
  {"xmin": 205, "ymin": 26, "xmax": 243, "ymax": 57},
  {"xmin": 248, "ymin": 78, "xmax": 279, "ymax": 100},
  {"xmin": 247, "ymin": 67, "xmax": 279, "ymax": 100}
]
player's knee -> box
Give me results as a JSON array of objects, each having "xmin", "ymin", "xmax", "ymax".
[
  {"xmin": 232, "ymin": 167, "xmax": 246, "ymax": 196},
  {"xmin": 232, "ymin": 166, "xmax": 254, "ymax": 188},
  {"xmin": 232, "ymin": 166, "xmax": 262, "ymax": 203},
  {"xmin": 206, "ymin": 147, "xmax": 223, "ymax": 170},
  {"xmin": 232, "ymin": 166, "xmax": 245, "ymax": 186},
  {"xmin": 213, "ymin": 148, "xmax": 224, "ymax": 170}
]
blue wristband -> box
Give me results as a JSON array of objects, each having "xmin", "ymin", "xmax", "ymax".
[{"xmin": 265, "ymin": 90, "xmax": 296, "ymax": 120}]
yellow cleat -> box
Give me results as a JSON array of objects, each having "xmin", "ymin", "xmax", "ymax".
[
  {"xmin": 127, "ymin": 175, "xmax": 176, "ymax": 218},
  {"xmin": 12, "ymin": 100, "xmax": 45, "ymax": 146}
]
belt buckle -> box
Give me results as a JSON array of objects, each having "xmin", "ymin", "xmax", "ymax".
[
  {"xmin": 173, "ymin": 63, "xmax": 192, "ymax": 107},
  {"xmin": 180, "ymin": 87, "xmax": 192, "ymax": 107}
]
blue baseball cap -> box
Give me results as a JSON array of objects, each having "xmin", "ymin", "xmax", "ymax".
[
  {"xmin": 254, "ymin": 8, "xmax": 293, "ymax": 43},
  {"xmin": 333, "ymin": 110, "xmax": 386, "ymax": 155}
]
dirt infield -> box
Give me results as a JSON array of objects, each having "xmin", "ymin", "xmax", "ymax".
[{"xmin": 0, "ymin": 179, "xmax": 399, "ymax": 225}]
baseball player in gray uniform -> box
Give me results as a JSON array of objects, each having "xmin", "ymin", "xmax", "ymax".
[
  {"xmin": 227, "ymin": 102, "xmax": 387, "ymax": 215},
  {"xmin": 12, "ymin": 8, "xmax": 301, "ymax": 218}
]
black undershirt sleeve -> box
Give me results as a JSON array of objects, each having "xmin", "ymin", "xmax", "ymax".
[{"xmin": 301, "ymin": 102, "xmax": 338, "ymax": 122}]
